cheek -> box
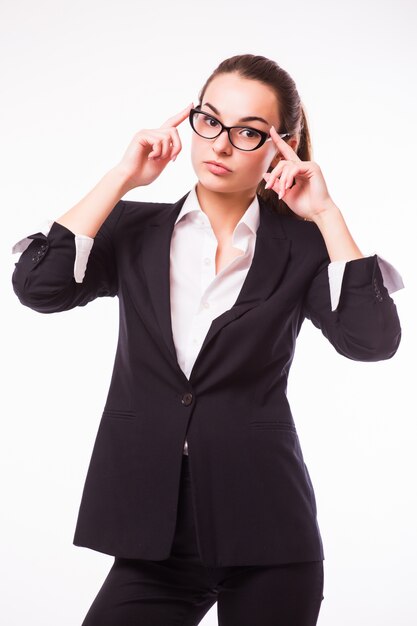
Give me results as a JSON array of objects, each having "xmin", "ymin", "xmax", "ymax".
[
  {"xmin": 260, "ymin": 145, "xmax": 278, "ymax": 170},
  {"xmin": 191, "ymin": 136, "xmax": 204, "ymax": 168},
  {"xmin": 241, "ymin": 140, "xmax": 277, "ymax": 173},
  {"xmin": 244, "ymin": 151, "xmax": 275, "ymax": 177}
]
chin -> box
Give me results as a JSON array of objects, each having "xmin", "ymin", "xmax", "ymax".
[
  {"xmin": 199, "ymin": 178, "xmax": 237, "ymax": 196},
  {"xmin": 194, "ymin": 170, "xmax": 225, "ymax": 185}
]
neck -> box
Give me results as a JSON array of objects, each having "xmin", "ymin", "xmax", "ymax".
[{"xmin": 195, "ymin": 182, "xmax": 256, "ymax": 237}]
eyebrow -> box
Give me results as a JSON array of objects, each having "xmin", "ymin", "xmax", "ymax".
[{"xmin": 202, "ymin": 102, "xmax": 270, "ymax": 126}]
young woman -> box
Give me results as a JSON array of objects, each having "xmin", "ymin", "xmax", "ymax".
[{"xmin": 12, "ymin": 54, "xmax": 403, "ymax": 626}]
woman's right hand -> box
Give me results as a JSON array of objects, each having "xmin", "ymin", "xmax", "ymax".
[{"xmin": 114, "ymin": 102, "xmax": 194, "ymax": 191}]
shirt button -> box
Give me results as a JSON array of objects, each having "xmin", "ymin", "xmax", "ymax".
[
  {"xmin": 181, "ymin": 392, "xmax": 193, "ymax": 406},
  {"xmin": 204, "ymin": 257, "xmax": 211, "ymax": 265},
  {"xmin": 192, "ymin": 338, "xmax": 198, "ymax": 344},
  {"xmin": 203, "ymin": 301, "xmax": 210, "ymax": 309}
]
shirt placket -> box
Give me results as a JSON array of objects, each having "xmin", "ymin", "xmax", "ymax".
[{"xmin": 184, "ymin": 215, "xmax": 218, "ymax": 378}]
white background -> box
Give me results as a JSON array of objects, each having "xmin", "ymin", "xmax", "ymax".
[{"xmin": 1, "ymin": 1, "xmax": 415, "ymax": 624}]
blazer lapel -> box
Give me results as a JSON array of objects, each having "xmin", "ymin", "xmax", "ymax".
[
  {"xmin": 139, "ymin": 190, "xmax": 291, "ymax": 376},
  {"xmin": 138, "ymin": 191, "xmax": 190, "ymax": 373}
]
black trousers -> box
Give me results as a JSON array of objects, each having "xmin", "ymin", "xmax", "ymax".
[{"xmin": 81, "ymin": 454, "xmax": 324, "ymax": 626}]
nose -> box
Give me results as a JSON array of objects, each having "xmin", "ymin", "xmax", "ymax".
[{"xmin": 211, "ymin": 129, "xmax": 233, "ymax": 153}]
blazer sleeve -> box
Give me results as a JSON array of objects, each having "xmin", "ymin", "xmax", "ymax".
[
  {"xmin": 11, "ymin": 200, "xmax": 125, "ymax": 313},
  {"xmin": 302, "ymin": 254, "xmax": 402, "ymax": 361}
]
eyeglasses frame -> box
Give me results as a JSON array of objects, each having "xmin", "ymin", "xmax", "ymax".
[{"xmin": 189, "ymin": 107, "xmax": 292, "ymax": 151}]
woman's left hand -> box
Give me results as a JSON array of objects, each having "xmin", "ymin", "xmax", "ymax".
[{"xmin": 262, "ymin": 126, "xmax": 334, "ymax": 221}]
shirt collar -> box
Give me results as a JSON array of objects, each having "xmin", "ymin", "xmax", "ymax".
[{"xmin": 174, "ymin": 183, "xmax": 260, "ymax": 249}]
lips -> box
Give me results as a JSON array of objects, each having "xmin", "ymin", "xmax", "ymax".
[{"xmin": 204, "ymin": 161, "xmax": 232, "ymax": 172}]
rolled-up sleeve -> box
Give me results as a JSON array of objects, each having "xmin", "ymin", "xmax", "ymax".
[
  {"xmin": 12, "ymin": 221, "xmax": 94, "ymax": 284},
  {"xmin": 303, "ymin": 254, "xmax": 403, "ymax": 361},
  {"xmin": 328, "ymin": 254, "xmax": 404, "ymax": 311},
  {"xmin": 11, "ymin": 200, "xmax": 125, "ymax": 313}
]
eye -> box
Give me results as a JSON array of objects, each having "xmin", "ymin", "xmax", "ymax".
[
  {"xmin": 202, "ymin": 115, "xmax": 220, "ymax": 128},
  {"xmin": 239, "ymin": 128, "xmax": 261, "ymax": 139}
]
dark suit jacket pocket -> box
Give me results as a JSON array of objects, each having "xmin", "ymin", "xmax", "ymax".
[
  {"xmin": 102, "ymin": 408, "xmax": 136, "ymax": 421},
  {"xmin": 249, "ymin": 420, "xmax": 297, "ymax": 432}
]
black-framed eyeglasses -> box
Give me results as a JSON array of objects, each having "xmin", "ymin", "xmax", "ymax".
[{"xmin": 189, "ymin": 107, "xmax": 292, "ymax": 151}]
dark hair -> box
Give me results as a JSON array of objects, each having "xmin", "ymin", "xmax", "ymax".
[{"xmin": 197, "ymin": 54, "xmax": 312, "ymax": 217}]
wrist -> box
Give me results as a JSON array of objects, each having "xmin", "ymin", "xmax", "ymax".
[
  {"xmin": 108, "ymin": 165, "xmax": 135, "ymax": 195},
  {"xmin": 310, "ymin": 200, "xmax": 364, "ymax": 262},
  {"xmin": 311, "ymin": 198, "xmax": 341, "ymax": 225}
]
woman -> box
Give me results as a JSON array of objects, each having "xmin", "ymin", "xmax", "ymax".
[{"xmin": 12, "ymin": 54, "xmax": 403, "ymax": 625}]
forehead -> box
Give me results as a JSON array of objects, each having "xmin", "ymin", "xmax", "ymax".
[{"xmin": 203, "ymin": 73, "xmax": 279, "ymax": 124}]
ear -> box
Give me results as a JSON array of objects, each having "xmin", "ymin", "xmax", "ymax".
[
  {"xmin": 287, "ymin": 137, "xmax": 299, "ymax": 153},
  {"xmin": 270, "ymin": 151, "xmax": 280, "ymax": 169},
  {"xmin": 269, "ymin": 150, "xmax": 281, "ymax": 170},
  {"xmin": 269, "ymin": 137, "xmax": 299, "ymax": 169}
]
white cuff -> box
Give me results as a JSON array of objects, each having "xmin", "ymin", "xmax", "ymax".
[
  {"xmin": 328, "ymin": 259, "xmax": 347, "ymax": 312},
  {"xmin": 74, "ymin": 235, "xmax": 94, "ymax": 283},
  {"xmin": 12, "ymin": 219, "xmax": 94, "ymax": 284},
  {"xmin": 328, "ymin": 254, "xmax": 405, "ymax": 312}
]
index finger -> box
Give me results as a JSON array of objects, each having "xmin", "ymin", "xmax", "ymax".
[
  {"xmin": 160, "ymin": 102, "xmax": 195, "ymax": 129},
  {"xmin": 269, "ymin": 126, "xmax": 301, "ymax": 162}
]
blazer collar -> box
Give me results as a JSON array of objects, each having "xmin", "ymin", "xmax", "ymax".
[{"xmin": 138, "ymin": 188, "xmax": 291, "ymax": 381}]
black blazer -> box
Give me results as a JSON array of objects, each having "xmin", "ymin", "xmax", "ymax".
[{"xmin": 11, "ymin": 190, "xmax": 402, "ymax": 567}]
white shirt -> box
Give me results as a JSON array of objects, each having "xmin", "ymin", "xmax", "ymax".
[{"xmin": 11, "ymin": 184, "xmax": 404, "ymax": 455}]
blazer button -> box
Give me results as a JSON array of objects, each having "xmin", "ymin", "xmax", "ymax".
[{"xmin": 181, "ymin": 392, "xmax": 193, "ymax": 406}]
